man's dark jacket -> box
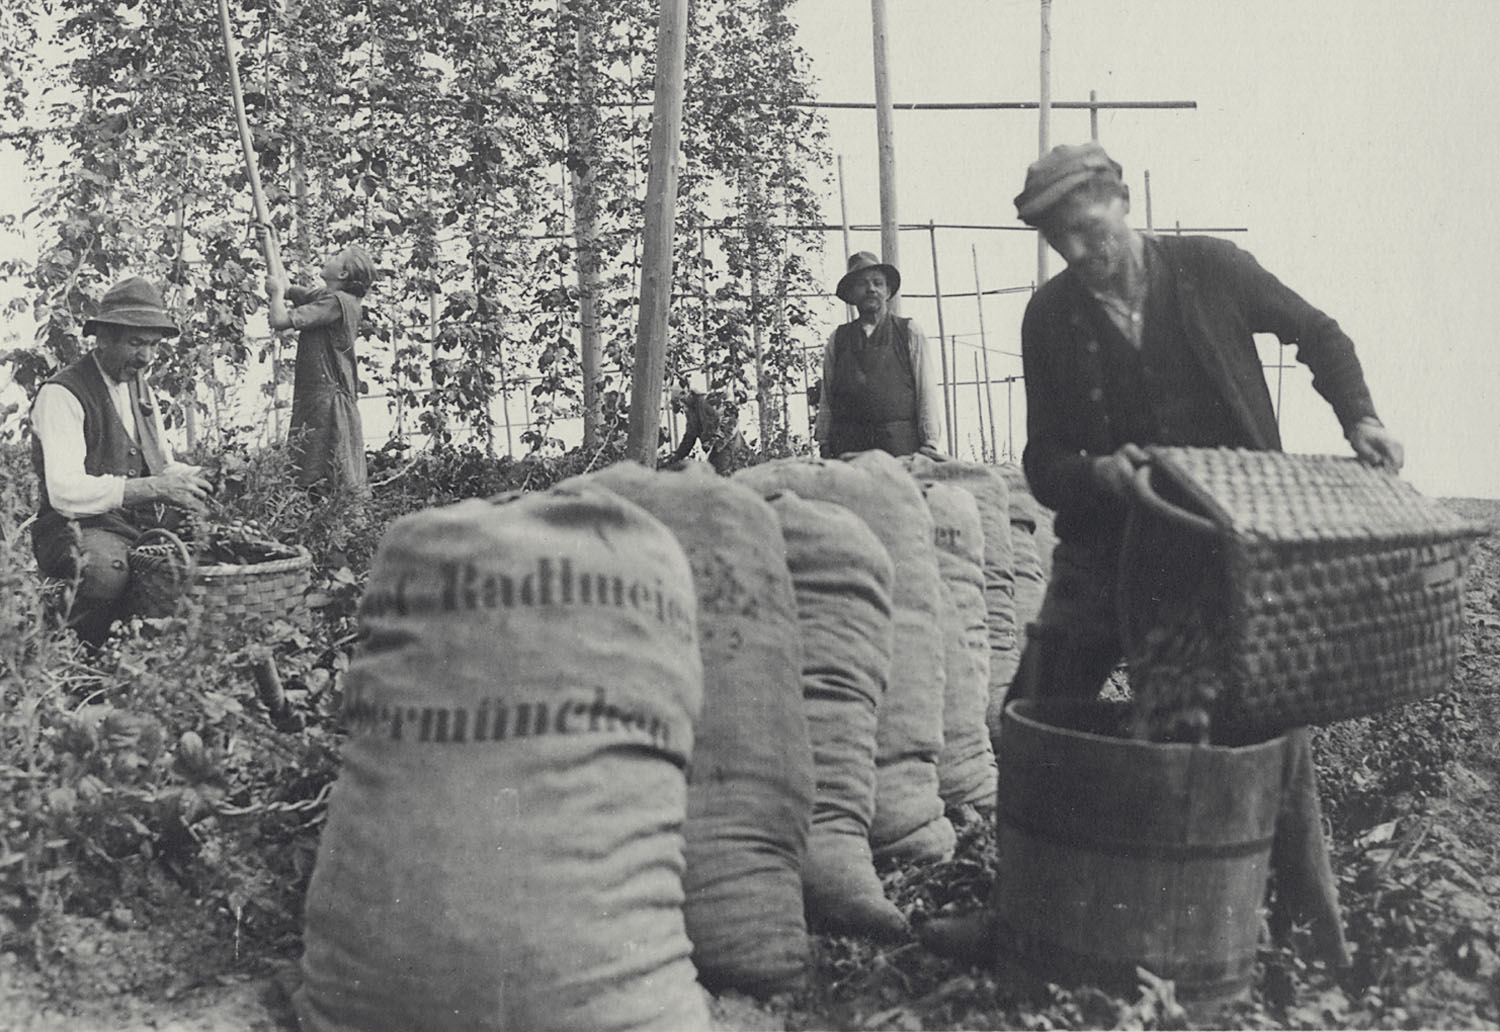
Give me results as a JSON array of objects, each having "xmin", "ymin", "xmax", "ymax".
[{"xmin": 1021, "ymin": 234, "xmax": 1379, "ymax": 537}]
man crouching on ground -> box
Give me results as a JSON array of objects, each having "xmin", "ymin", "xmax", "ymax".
[{"xmin": 30, "ymin": 276, "xmax": 211, "ymax": 645}]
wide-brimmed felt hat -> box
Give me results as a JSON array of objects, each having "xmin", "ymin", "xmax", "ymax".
[
  {"xmin": 1014, "ymin": 141, "xmax": 1125, "ymax": 226},
  {"xmin": 81, "ymin": 276, "xmax": 179, "ymax": 339},
  {"xmin": 835, "ymin": 251, "xmax": 901, "ymax": 304}
]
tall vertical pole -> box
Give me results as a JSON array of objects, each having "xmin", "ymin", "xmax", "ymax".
[
  {"xmin": 927, "ymin": 220, "xmax": 952, "ymax": 454},
  {"xmin": 1089, "ymin": 88, "xmax": 1099, "ymax": 141},
  {"xmin": 570, "ymin": 1, "xmax": 603, "ymax": 448},
  {"xmin": 696, "ymin": 224, "xmax": 712, "ymax": 429},
  {"xmin": 950, "ymin": 337, "xmax": 961, "ymax": 452},
  {"xmin": 1144, "ymin": 169, "xmax": 1154, "ymax": 231},
  {"xmin": 871, "ymin": 0, "xmax": 901, "ymax": 312},
  {"xmin": 1007, "ymin": 377, "xmax": 1015, "ymax": 461},
  {"xmin": 836, "ymin": 154, "xmax": 855, "ymax": 322},
  {"xmin": 625, "ymin": 0, "xmax": 689, "ymax": 464},
  {"xmin": 1037, "ymin": 0, "xmax": 1053, "ymax": 284},
  {"xmin": 972, "ymin": 354, "xmax": 985, "ymax": 462},
  {"xmin": 971, "ymin": 244, "xmax": 998, "ymax": 463}
]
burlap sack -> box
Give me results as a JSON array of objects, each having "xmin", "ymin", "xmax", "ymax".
[
  {"xmin": 296, "ymin": 484, "xmax": 710, "ymax": 1032},
  {"xmin": 995, "ymin": 464, "xmax": 1046, "ymax": 635},
  {"xmin": 917, "ymin": 480, "xmax": 996, "ymax": 810},
  {"xmin": 904, "ymin": 456, "xmax": 1017, "ymax": 730},
  {"xmin": 991, "ymin": 464, "xmax": 1048, "ymax": 732},
  {"xmin": 761, "ymin": 490, "xmax": 907, "ymax": 941},
  {"xmin": 585, "ymin": 461, "xmax": 813, "ymax": 995},
  {"xmin": 736, "ymin": 452, "xmax": 954, "ymax": 864}
]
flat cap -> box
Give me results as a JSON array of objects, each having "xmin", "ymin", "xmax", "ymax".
[{"xmin": 1014, "ymin": 142, "xmax": 1124, "ymax": 225}]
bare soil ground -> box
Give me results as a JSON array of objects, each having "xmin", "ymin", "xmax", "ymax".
[{"xmin": 5, "ymin": 498, "xmax": 1499, "ymax": 1031}]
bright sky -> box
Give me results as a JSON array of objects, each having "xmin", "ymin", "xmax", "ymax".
[
  {"xmin": 791, "ymin": 0, "xmax": 1500, "ymax": 499},
  {"xmin": 3, "ymin": 1, "xmax": 1497, "ymax": 497}
]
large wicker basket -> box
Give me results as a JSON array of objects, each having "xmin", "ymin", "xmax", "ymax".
[
  {"xmin": 1120, "ymin": 447, "xmax": 1489, "ymax": 734},
  {"xmin": 128, "ymin": 528, "xmax": 313, "ymax": 628}
]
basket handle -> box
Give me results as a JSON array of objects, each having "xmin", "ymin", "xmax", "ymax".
[
  {"xmin": 134, "ymin": 527, "xmax": 194, "ymax": 581},
  {"xmin": 1129, "ymin": 463, "xmax": 1219, "ymax": 537}
]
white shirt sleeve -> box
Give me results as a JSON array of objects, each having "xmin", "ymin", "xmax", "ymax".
[
  {"xmin": 31, "ymin": 383, "xmax": 127, "ymax": 517},
  {"xmin": 907, "ymin": 320, "xmax": 946, "ymax": 452}
]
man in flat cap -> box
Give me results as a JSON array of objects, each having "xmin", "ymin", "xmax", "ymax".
[
  {"xmin": 814, "ymin": 251, "xmax": 946, "ymax": 460},
  {"xmin": 30, "ymin": 276, "xmax": 212, "ymax": 644},
  {"xmin": 923, "ymin": 143, "xmax": 1403, "ymax": 968}
]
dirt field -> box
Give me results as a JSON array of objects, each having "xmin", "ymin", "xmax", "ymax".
[{"xmin": 3, "ymin": 497, "xmax": 1497, "ymax": 1032}]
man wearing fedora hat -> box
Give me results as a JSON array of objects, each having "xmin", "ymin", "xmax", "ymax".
[
  {"xmin": 813, "ymin": 251, "xmax": 946, "ymax": 460},
  {"xmin": 30, "ymin": 276, "xmax": 212, "ymax": 644},
  {"xmin": 921, "ymin": 143, "xmax": 1404, "ymax": 969}
]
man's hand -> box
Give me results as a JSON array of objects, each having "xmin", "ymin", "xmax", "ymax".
[
  {"xmin": 148, "ymin": 468, "xmax": 212, "ymax": 514},
  {"xmin": 264, "ymin": 273, "xmax": 288, "ymax": 298},
  {"xmin": 1092, "ymin": 442, "xmax": 1150, "ymax": 499},
  {"xmin": 917, "ymin": 445, "xmax": 950, "ymax": 462},
  {"xmin": 1348, "ymin": 418, "xmax": 1404, "ymax": 472}
]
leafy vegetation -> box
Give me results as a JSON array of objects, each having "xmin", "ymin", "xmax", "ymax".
[{"xmin": 1, "ymin": 0, "xmax": 830, "ymax": 454}]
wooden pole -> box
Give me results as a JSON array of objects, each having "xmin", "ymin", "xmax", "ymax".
[
  {"xmin": 870, "ymin": 0, "xmax": 901, "ymax": 310},
  {"xmin": 216, "ymin": 0, "xmax": 283, "ymax": 282},
  {"xmin": 837, "ymin": 154, "xmax": 855, "ymax": 322},
  {"xmin": 949, "ymin": 337, "xmax": 960, "ymax": 453},
  {"xmin": 972, "ymin": 354, "xmax": 985, "ymax": 462},
  {"xmin": 570, "ymin": 3, "xmax": 604, "ymax": 449},
  {"xmin": 1144, "ymin": 169, "xmax": 1154, "ymax": 231},
  {"xmin": 926, "ymin": 220, "xmax": 952, "ymax": 454},
  {"xmin": 1090, "ymin": 88, "xmax": 1099, "ymax": 141},
  {"xmin": 971, "ymin": 244, "xmax": 998, "ymax": 463},
  {"xmin": 624, "ymin": 0, "xmax": 689, "ymax": 464},
  {"xmin": 1036, "ymin": 0, "xmax": 1053, "ymax": 284},
  {"xmin": 1007, "ymin": 376, "xmax": 1015, "ymax": 460}
]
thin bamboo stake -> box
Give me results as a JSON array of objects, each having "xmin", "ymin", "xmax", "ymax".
[
  {"xmin": 837, "ymin": 154, "xmax": 855, "ymax": 322},
  {"xmin": 1037, "ymin": 0, "xmax": 1053, "ymax": 284},
  {"xmin": 926, "ymin": 221, "xmax": 952, "ymax": 454},
  {"xmin": 971, "ymin": 244, "xmax": 998, "ymax": 462},
  {"xmin": 949, "ymin": 336, "xmax": 960, "ymax": 451},
  {"xmin": 216, "ymin": 0, "xmax": 283, "ymax": 281},
  {"xmin": 972, "ymin": 353, "xmax": 984, "ymax": 462}
]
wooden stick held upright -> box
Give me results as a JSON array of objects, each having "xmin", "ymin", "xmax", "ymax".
[{"xmin": 217, "ymin": 0, "xmax": 284, "ymax": 282}]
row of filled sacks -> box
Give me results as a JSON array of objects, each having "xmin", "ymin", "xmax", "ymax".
[
  {"xmin": 589, "ymin": 457, "xmax": 1002, "ymax": 960},
  {"xmin": 899, "ymin": 456, "xmax": 1053, "ymax": 744},
  {"xmin": 291, "ymin": 454, "xmax": 1053, "ymax": 1030}
]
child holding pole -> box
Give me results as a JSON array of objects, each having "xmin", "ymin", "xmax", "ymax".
[{"xmin": 262, "ymin": 240, "xmax": 376, "ymax": 492}]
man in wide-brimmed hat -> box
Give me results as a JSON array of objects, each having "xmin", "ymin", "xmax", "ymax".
[
  {"xmin": 920, "ymin": 142, "xmax": 1405, "ymax": 975},
  {"xmin": 813, "ymin": 251, "xmax": 946, "ymax": 460},
  {"xmin": 30, "ymin": 276, "xmax": 211, "ymax": 644}
]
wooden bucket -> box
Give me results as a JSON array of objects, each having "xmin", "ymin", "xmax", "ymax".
[{"xmin": 992, "ymin": 698, "xmax": 1286, "ymax": 1007}]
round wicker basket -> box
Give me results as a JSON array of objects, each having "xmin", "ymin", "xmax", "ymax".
[{"xmin": 128, "ymin": 528, "xmax": 313, "ymax": 627}]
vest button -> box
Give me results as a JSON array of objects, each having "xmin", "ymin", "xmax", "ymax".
[
  {"xmin": 1085, "ymin": 341, "xmax": 1100, "ymax": 354},
  {"xmin": 1088, "ymin": 387, "xmax": 1104, "ymax": 403},
  {"xmin": 128, "ymin": 447, "xmax": 139, "ymax": 455},
  {"xmin": 126, "ymin": 470, "xmax": 138, "ymax": 477}
]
